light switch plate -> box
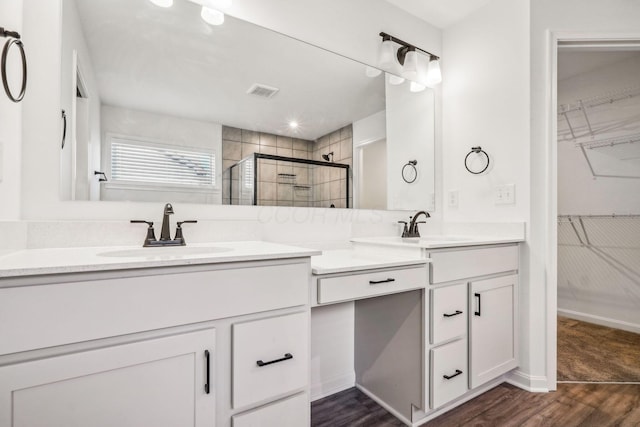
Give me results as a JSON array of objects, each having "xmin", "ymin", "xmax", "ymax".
[
  {"xmin": 495, "ymin": 184, "xmax": 515, "ymax": 205},
  {"xmin": 448, "ymin": 190, "xmax": 459, "ymax": 208}
]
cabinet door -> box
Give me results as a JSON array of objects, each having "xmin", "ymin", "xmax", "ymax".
[
  {"xmin": 0, "ymin": 329, "xmax": 216, "ymax": 427},
  {"xmin": 469, "ymin": 275, "xmax": 518, "ymax": 389}
]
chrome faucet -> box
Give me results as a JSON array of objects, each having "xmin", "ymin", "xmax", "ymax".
[
  {"xmin": 131, "ymin": 203, "xmax": 197, "ymax": 247},
  {"xmin": 399, "ymin": 211, "xmax": 430, "ymax": 238}
]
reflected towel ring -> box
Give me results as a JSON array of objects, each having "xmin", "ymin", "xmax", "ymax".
[
  {"xmin": 402, "ymin": 160, "xmax": 418, "ymax": 183},
  {"xmin": 464, "ymin": 146, "xmax": 489, "ymax": 174},
  {"xmin": 1, "ymin": 28, "xmax": 27, "ymax": 103}
]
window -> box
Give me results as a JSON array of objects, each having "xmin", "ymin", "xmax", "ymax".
[{"xmin": 110, "ymin": 137, "xmax": 216, "ymax": 188}]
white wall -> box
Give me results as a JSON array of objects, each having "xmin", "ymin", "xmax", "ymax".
[
  {"xmin": 0, "ymin": 0, "xmax": 23, "ymax": 220},
  {"xmin": 442, "ymin": 0, "xmax": 530, "ymax": 223},
  {"xmin": 99, "ymin": 105, "xmax": 223, "ymax": 205},
  {"xmin": 557, "ymin": 54, "xmax": 640, "ymax": 214},
  {"xmin": 531, "ymin": 0, "xmax": 640, "ymax": 390},
  {"xmin": 441, "ymin": 0, "xmax": 537, "ymax": 390}
]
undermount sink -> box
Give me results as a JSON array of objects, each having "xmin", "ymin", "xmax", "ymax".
[{"xmin": 98, "ymin": 246, "xmax": 233, "ymax": 258}]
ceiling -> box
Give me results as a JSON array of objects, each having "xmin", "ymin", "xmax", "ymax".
[
  {"xmin": 72, "ymin": 0, "xmax": 385, "ymax": 140},
  {"xmin": 384, "ymin": 0, "xmax": 493, "ymax": 29}
]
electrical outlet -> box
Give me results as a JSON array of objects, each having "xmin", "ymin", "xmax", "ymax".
[
  {"xmin": 448, "ymin": 190, "xmax": 459, "ymax": 208},
  {"xmin": 495, "ymin": 184, "xmax": 515, "ymax": 205}
]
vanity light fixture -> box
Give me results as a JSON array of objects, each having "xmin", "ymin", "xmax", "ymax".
[
  {"xmin": 378, "ymin": 32, "xmax": 442, "ymax": 86},
  {"xmin": 148, "ymin": 0, "xmax": 173, "ymax": 7}
]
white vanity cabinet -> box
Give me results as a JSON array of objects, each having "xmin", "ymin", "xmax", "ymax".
[
  {"xmin": 0, "ymin": 329, "xmax": 216, "ymax": 427},
  {"xmin": 0, "ymin": 253, "xmax": 315, "ymax": 427},
  {"xmin": 426, "ymin": 244, "xmax": 519, "ymax": 412}
]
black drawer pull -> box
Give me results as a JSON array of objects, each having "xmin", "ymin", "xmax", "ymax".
[
  {"xmin": 256, "ymin": 353, "xmax": 293, "ymax": 367},
  {"xmin": 369, "ymin": 278, "xmax": 395, "ymax": 285},
  {"xmin": 443, "ymin": 310, "xmax": 463, "ymax": 318},
  {"xmin": 474, "ymin": 293, "xmax": 481, "ymax": 316},
  {"xmin": 443, "ymin": 369, "xmax": 463, "ymax": 380},
  {"xmin": 204, "ymin": 350, "xmax": 211, "ymax": 394}
]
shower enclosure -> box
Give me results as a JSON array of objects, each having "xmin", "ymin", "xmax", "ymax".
[{"xmin": 226, "ymin": 153, "xmax": 350, "ymax": 208}]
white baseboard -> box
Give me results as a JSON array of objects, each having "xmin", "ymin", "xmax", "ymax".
[
  {"xmin": 505, "ymin": 370, "xmax": 549, "ymax": 392},
  {"xmin": 310, "ymin": 372, "xmax": 355, "ymax": 402},
  {"xmin": 558, "ymin": 309, "xmax": 640, "ymax": 334}
]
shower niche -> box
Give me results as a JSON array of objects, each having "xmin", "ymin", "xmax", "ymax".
[{"xmin": 226, "ymin": 153, "xmax": 350, "ymax": 208}]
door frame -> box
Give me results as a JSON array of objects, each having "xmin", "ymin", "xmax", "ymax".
[{"xmin": 546, "ymin": 31, "xmax": 640, "ymax": 390}]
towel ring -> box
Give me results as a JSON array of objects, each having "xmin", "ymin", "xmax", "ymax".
[
  {"xmin": 1, "ymin": 29, "xmax": 27, "ymax": 103},
  {"xmin": 402, "ymin": 160, "xmax": 418, "ymax": 183},
  {"xmin": 464, "ymin": 147, "xmax": 489, "ymax": 175}
]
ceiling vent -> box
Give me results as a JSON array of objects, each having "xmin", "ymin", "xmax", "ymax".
[{"xmin": 246, "ymin": 83, "xmax": 280, "ymax": 99}]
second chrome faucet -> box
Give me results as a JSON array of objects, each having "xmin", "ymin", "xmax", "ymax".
[{"xmin": 132, "ymin": 203, "xmax": 197, "ymax": 247}]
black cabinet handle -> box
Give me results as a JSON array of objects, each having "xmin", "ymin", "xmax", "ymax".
[
  {"xmin": 443, "ymin": 369, "xmax": 463, "ymax": 380},
  {"xmin": 369, "ymin": 278, "xmax": 395, "ymax": 285},
  {"xmin": 443, "ymin": 310, "xmax": 463, "ymax": 318},
  {"xmin": 61, "ymin": 109, "xmax": 67, "ymax": 149},
  {"xmin": 256, "ymin": 353, "xmax": 293, "ymax": 367},
  {"xmin": 474, "ymin": 293, "xmax": 481, "ymax": 316},
  {"xmin": 204, "ymin": 350, "xmax": 210, "ymax": 394}
]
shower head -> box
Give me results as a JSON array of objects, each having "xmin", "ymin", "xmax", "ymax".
[{"xmin": 322, "ymin": 152, "xmax": 334, "ymax": 162}]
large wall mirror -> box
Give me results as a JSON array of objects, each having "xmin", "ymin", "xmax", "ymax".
[{"xmin": 59, "ymin": 0, "xmax": 435, "ymax": 210}]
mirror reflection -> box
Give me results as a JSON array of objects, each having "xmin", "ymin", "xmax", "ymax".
[{"xmin": 60, "ymin": 0, "xmax": 435, "ymax": 210}]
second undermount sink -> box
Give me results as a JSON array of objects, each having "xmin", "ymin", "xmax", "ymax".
[{"xmin": 98, "ymin": 246, "xmax": 233, "ymax": 258}]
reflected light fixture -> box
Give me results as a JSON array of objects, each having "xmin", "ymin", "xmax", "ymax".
[
  {"xmin": 365, "ymin": 66, "xmax": 382, "ymax": 78},
  {"xmin": 149, "ymin": 0, "xmax": 173, "ymax": 7},
  {"xmin": 378, "ymin": 32, "xmax": 442, "ymax": 87},
  {"xmin": 201, "ymin": 6, "xmax": 225, "ymax": 25}
]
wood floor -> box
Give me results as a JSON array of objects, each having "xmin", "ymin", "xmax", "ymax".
[
  {"xmin": 557, "ymin": 316, "xmax": 640, "ymax": 382},
  {"xmin": 311, "ymin": 383, "xmax": 640, "ymax": 426}
]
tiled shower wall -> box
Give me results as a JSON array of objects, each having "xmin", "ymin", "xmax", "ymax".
[
  {"xmin": 222, "ymin": 125, "xmax": 353, "ymax": 208},
  {"xmin": 221, "ymin": 126, "xmax": 314, "ymax": 206},
  {"xmin": 311, "ymin": 125, "xmax": 353, "ymax": 209}
]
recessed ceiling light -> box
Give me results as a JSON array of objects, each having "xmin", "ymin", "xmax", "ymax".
[
  {"xmin": 148, "ymin": 0, "xmax": 173, "ymax": 7},
  {"xmin": 289, "ymin": 121, "xmax": 299, "ymax": 129}
]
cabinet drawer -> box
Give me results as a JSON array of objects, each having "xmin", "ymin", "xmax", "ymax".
[
  {"xmin": 232, "ymin": 392, "xmax": 308, "ymax": 427},
  {"xmin": 232, "ymin": 312, "xmax": 308, "ymax": 409},
  {"xmin": 430, "ymin": 283, "xmax": 467, "ymax": 345},
  {"xmin": 430, "ymin": 339, "xmax": 468, "ymax": 409},
  {"xmin": 429, "ymin": 245, "xmax": 518, "ymax": 284},
  {"xmin": 317, "ymin": 265, "xmax": 426, "ymax": 304}
]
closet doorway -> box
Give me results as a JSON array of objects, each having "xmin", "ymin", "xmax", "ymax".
[{"xmin": 556, "ymin": 41, "xmax": 640, "ymax": 383}]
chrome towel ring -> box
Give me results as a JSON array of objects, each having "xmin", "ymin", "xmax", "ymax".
[
  {"xmin": 464, "ymin": 146, "xmax": 490, "ymax": 174},
  {"xmin": 402, "ymin": 160, "xmax": 418, "ymax": 183},
  {"xmin": 1, "ymin": 27, "xmax": 27, "ymax": 103}
]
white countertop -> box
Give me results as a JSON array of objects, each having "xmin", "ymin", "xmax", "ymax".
[
  {"xmin": 0, "ymin": 241, "xmax": 321, "ymax": 278},
  {"xmin": 351, "ymin": 235, "xmax": 524, "ymax": 249},
  {"xmin": 311, "ymin": 249, "xmax": 428, "ymax": 275}
]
